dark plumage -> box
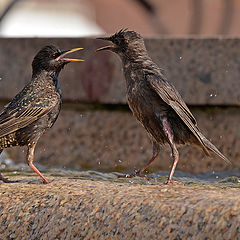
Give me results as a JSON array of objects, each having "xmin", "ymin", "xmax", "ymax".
[
  {"xmin": 0, "ymin": 45, "xmax": 83, "ymax": 184},
  {"xmin": 97, "ymin": 30, "xmax": 230, "ymax": 184}
]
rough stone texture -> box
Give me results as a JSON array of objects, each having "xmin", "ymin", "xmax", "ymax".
[
  {"xmin": 0, "ymin": 177, "xmax": 240, "ymax": 240},
  {"xmin": 0, "ymin": 37, "xmax": 239, "ymax": 105},
  {"xmin": 4, "ymin": 105, "xmax": 239, "ymax": 174}
]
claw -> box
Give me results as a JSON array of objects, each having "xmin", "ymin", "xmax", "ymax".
[
  {"xmin": 27, "ymin": 179, "xmax": 54, "ymax": 184},
  {"xmin": 164, "ymin": 179, "xmax": 183, "ymax": 185},
  {"xmin": 0, "ymin": 175, "xmax": 19, "ymax": 183},
  {"xmin": 118, "ymin": 171, "xmax": 151, "ymax": 180}
]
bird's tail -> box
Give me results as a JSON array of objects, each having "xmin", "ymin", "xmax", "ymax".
[{"xmin": 198, "ymin": 132, "xmax": 231, "ymax": 165}]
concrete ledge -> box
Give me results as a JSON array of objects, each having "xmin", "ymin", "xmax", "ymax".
[
  {"xmin": 0, "ymin": 37, "xmax": 239, "ymax": 105},
  {"xmin": 0, "ymin": 177, "xmax": 239, "ymax": 239}
]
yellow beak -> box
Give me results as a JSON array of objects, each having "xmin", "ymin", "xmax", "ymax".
[{"xmin": 57, "ymin": 48, "xmax": 84, "ymax": 62}]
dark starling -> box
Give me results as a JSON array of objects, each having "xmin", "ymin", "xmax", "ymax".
[
  {"xmin": 97, "ymin": 29, "xmax": 231, "ymax": 184},
  {"xmin": 0, "ymin": 45, "xmax": 83, "ymax": 184}
]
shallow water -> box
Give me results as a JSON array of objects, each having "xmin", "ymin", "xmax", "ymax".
[{"xmin": 1, "ymin": 154, "xmax": 240, "ymax": 188}]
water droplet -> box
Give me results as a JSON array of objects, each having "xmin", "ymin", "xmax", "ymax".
[
  {"xmin": 179, "ymin": 56, "xmax": 182, "ymax": 60},
  {"xmin": 209, "ymin": 93, "xmax": 217, "ymax": 98},
  {"xmin": 98, "ymin": 161, "xmax": 101, "ymax": 165}
]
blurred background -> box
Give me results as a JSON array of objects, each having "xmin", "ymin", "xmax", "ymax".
[{"xmin": 1, "ymin": 0, "xmax": 240, "ymax": 37}]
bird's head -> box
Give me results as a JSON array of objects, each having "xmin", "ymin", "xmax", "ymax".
[
  {"xmin": 96, "ymin": 29, "xmax": 147, "ymax": 60},
  {"xmin": 32, "ymin": 45, "xmax": 84, "ymax": 75}
]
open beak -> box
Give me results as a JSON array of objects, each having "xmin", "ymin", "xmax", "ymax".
[
  {"xmin": 56, "ymin": 48, "xmax": 84, "ymax": 62},
  {"xmin": 96, "ymin": 37, "xmax": 115, "ymax": 52}
]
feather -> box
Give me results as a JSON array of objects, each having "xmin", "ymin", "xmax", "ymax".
[{"xmin": 146, "ymin": 74, "xmax": 231, "ymax": 165}]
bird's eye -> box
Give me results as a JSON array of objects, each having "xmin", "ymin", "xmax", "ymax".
[
  {"xmin": 113, "ymin": 38, "xmax": 124, "ymax": 46},
  {"xmin": 52, "ymin": 52, "xmax": 60, "ymax": 58}
]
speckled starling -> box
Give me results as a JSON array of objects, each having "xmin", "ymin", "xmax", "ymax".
[
  {"xmin": 97, "ymin": 30, "xmax": 230, "ymax": 184},
  {"xmin": 0, "ymin": 45, "xmax": 83, "ymax": 184}
]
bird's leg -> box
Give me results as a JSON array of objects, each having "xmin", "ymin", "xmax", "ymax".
[
  {"xmin": 119, "ymin": 141, "xmax": 160, "ymax": 179},
  {"xmin": 27, "ymin": 143, "xmax": 50, "ymax": 184},
  {"xmin": 162, "ymin": 118, "xmax": 181, "ymax": 185},
  {"xmin": 165, "ymin": 143, "xmax": 180, "ymax": 184}
]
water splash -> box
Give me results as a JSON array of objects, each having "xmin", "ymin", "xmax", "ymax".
[{"xmin": 1, "ymin": 152, "xmax": 240, "ymax": 187}]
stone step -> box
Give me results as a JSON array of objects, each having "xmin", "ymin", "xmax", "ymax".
[
  {"xmin": 4, "ymin": 106, "xmax": 239, "ymax": 173},
  {"xmin": 0, "ymin": 37, "xmax": 239, "ymax": 105},
  {"xmin": 0, "ymin": 176, "xmax": 239, "ymax": 239}
]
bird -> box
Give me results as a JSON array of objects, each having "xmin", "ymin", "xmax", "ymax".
[
  {"xmin": 96, "ymin": 29, "xmax": 231, "ymax": 184},
  {"xmin": 0, "ymin": 45, "xmax": 83, "ymax": 184}
]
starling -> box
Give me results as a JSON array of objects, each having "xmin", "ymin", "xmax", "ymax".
[
  {"xmin": 0, "ymin": 45, "xmax": 83, "ymax": 184},
  {"xmin": 97, "ymin": 30, "xmax": 231, "ymax": 184}
]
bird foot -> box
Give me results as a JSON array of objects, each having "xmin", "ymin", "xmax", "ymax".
[
  {"xmin": 164, "ymin": 179, "xmax": 183, "ymax": 185},
  {"xmin": 0, "ymin": 173, "xmax": 19, "ymax": 183},
  {"xmin": 43, "ymin": 179, "xmax": 54, "ymax": 184},
  {"xmin": 118, "ymin": 171, "xmax": 151, "ymax": 180},
  {"xmin": 0, "ymin": 176, "xmax": 19, "ymax": 183},
  {"xmin": 28, "ymin": 179, "xmax": 54, "ymax": 184}
]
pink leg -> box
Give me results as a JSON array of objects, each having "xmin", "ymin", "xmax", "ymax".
[
  {"xmin": 27, "ymin": 143, "xmax": 51, "ymax": 184},
  {"xmin": 162, "ymin": 118, "xmax": 181, "ymax": 185}
]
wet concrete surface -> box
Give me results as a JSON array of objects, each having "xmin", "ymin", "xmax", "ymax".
[{"xmin": 1, "ymin": 169, "xmax": 240, "ymax": 239}]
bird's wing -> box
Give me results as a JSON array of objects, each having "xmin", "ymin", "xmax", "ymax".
[
  {"xmin": 146, "ymin": 73, "xmax": 209, "ymax": 152},
  {"xmin": 0, "ymin": 99, "xmax": 57, "ymax": 138}
]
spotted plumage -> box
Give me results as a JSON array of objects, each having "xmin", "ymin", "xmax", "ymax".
[{"xmin": 0, "ymin": 45, "xmax": 83, "ymax": 183}]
